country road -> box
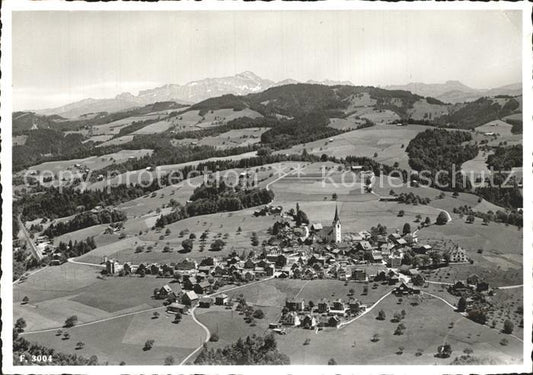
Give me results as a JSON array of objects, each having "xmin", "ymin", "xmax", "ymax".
[
  {"xmin": 179, "ymin": 275, "xmax": 276, "ymax": 365},
  {"xmin": 18, "ymin": 215, "xmax": 43, "ymax": 261},
  {"xmin": 67, "ymin": 257, "xmax": 105, "ymax": 268},
  {"xmin": 265, "ymin": 164, "xmax": 309, "ymax": 191},
  {"xmin": 337, "ymin": 290, "xmax": 392, "ymax": 329}
]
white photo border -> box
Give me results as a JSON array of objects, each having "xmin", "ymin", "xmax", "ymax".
[{"xmin": 2, "ymin": 1, "xmax": 532, "ymax": 375}]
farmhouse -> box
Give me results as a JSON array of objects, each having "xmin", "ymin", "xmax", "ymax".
[
  {"xmin": 286, "ymin": 298, "xmax": 305, "ymax": 312},
  {"xmin": 351, "ymin": 268, "xmax": 367, "ymax": 282},
  {"xmin": 199, "ymin": 297, "xmax": 214, "ymax": 308},
  {"xmin": 182, "ymin": 291, "xmax": 199, "ymax": 306},
  {"xmin": 194, "ymin": 280, "xmax": 212, "ymax": 294},
  {"xmin": 215, "ymin": 294, "xmax": 229, "ymax": 305},
  {"xmin": 281, "ymin": 311, "xmax": 301, "ymax": 326},
  {"xmin": 302, "ymin": 314, "xmax": 318, "ymax": 329},
  {"xmin": 167, "ymin": 303, "xmax": 187, "ymax": 314},
  {"xmin": 317, "ymin": 299, "xmax": 330, "ymax": 313},
  {"xmin": 448, "ymin": 246, "xmax": 467, "ymax": 263}
]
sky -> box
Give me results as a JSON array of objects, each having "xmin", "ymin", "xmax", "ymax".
[{"xmin": 12, "ymin": 10, "xmax": 522, "ymax": 111}]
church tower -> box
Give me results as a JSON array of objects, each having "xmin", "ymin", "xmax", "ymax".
[{"xmin": 332, "ymin": 205, "xmax": 342, "ymax": 243}]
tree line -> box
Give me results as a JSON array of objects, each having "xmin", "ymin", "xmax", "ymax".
[
  {"xmin": 194, "ymin": 333, "xmax": 290, "ymax": 365},
  {"xmin": 155, "ymin": 182, "xmax": 274, "ymax": 228},
  {"xmin": 43, "ymin": 209, "xmax": 126, "ymax": 238}
]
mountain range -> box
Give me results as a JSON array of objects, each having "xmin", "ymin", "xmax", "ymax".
[
  {"xmin": 35, "ymin": 72, "xmax": 353, "ymax": 118},
  {"xmin": 385, "ymin": 81, "xmax": 522, "ymax": 104},
  {"xmin": 34, "ymin": 72, "xmax": 520, "ymax": 118}
]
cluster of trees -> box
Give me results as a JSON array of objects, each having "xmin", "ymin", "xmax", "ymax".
[
  {"xmin": 89, "ymin": 136, "xmax": 257, "ymax": 179},
  {"xmin": 395, "ymin": 192, "xmax": 431, "ymax": 205},
  {"xmin": 475, "ymin": 186, "xmax": 522, "ymax": 210},
  {"xmin": 115, "ymin": 117, "xmax": 162, "ymax": 137},
  {"xmin": 436, "ymin": 97, "xmax": 520, "ymax": 130},
  {"xmin": 56, "ymin": 237, "xmax": 97, "ymax": 259},
  {"xmin": 13, "ymin": 129, "xmax": 94, "ymax": 172},
  {"xmin": 406, "ymin": 129, "xmax": 478, "ymax": 190},
  {"xmin": 260, "ymin": 112, "xmax": 342, "ymax": 150},
  {"xmin": 486, "ymin": 145, "xmax": 522, "ymax": 171},
  {"xmin": 44, "ymin": 209, "xmax": 126, "ymax": 238},
  {"xmin": 156, "ymin": 183, "xmax": 274, "ymax": 228},
  {"xmin": 18, "ymin": 184, "xmax": 156, "ymax": 221},
  {"xmin": 504, "ymin": 118, "xmax": 522, "ymax": 134},
  {"xmin": 194, "ymin": 333, "xmax": 290, "ymax": 365}
]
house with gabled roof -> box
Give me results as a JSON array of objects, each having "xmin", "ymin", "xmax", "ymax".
[{"xmin": 182, "ymin": 290, "xmax": 199, "ymax": 306}]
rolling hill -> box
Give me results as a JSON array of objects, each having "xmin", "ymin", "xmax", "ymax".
[{"xmin": 385, "ymin": 81, "xmax": 521, "ymax": 104}]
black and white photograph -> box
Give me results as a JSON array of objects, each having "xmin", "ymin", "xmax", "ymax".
[{"xmin": 2, "ymin": 2, "xmax": 531, "ymax": 374}]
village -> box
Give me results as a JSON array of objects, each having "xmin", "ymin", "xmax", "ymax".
[{"xmin": 85, "ymin": 202, "xmax": 490, "ymax": 334}]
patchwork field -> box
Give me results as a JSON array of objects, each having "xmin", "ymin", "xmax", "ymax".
[
  {"xmin": 20, "ymin": 310, "xmax": 203, "ymax": 365},
  {"xmin": 277, "ymin": 124, "xmax": 432, "ymax": 170}
]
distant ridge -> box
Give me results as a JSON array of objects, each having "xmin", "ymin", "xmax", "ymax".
[{"xmin": 385, "ymin": 81, "xmax": 521, "ymax": 104}]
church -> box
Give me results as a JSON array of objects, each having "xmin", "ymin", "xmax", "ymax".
[{"xmin": 327, "ymin": 205, "xmax": 342, "ymax": 243}]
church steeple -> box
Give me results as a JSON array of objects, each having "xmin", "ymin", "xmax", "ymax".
[{"xmin": 331, "ymin": 205, "xmax": 342, "ymax": 244}]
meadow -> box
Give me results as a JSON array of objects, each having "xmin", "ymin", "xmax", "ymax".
[{"xmin": 278, "ymin": 124, "xmax": 432, "ymax": 170}]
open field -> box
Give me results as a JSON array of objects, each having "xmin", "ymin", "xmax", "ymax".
[
  {"xmin": 407, "ymin": 99, "xmax": 449, "ymax": 121},
  {"xmin": 13, "ymin": 263, "xmax": 101, "ymax": 304},
  {"xmin": 173, "ymin": 127, "xmax": 268, "ymax": 150},
  {"xmin": 26, "ymin": 149, "xmax": 153, "ymax": 177},
  {"xmin": 371, "ymin": 176, "xmax": 504, "ymax": 214},
  {"xmin": 346, "ymin": 108, "xmax": 400, "ymax": 124},
  {"xmin": 475, "ymin": 120, "xmax": 514, "ymax": 136},
  {"xmin": 461, "ymin": 150, "xmax": 493, "ymax": 178},
  {"xmin": 96, "ymin": 135, "xmax": 135, "ymax": 148},
  {"xmin": 418, "ymin": 220, "xmax": 522, "ymax": 287},
  {"xmin": 83, "ymin": 134, "xmax": 114, "ymax": 144},
  {"xmin": 171, "ymin": 108, "xmax": 263, "ymax": 133},
  {"xmin": 328, "ymin": 118, "xmax": 366, "ymax": 130},
  {"xmin": 132, "ymin": 119, "xmax": 176, "ymax": 135},
  {"xmin": 86, "ymin": 150, "xmax": 258, "ymax": 190},
  {"xmin": 91, "ymin": 114, "xmax": 162, "ymax": 135},
  {"xmin": 277, "ymin": 124, "xmax": 432, "ymax": 170},
  {"xmin": 21, "ymin": 310, "xmax": 203, "ymax": 365}
]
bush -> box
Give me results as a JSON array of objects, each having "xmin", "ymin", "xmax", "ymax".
[
  {"xmin": 436, "ymin": 211, "xmax": 449, "ymax": 225},
  {"xmin": 210, "ymin": 333, "xmax": 219, "ymax": 342},
  {"xmin": 503, "ymin": 319, "xmax": 514, "ymax": 334},
  {"xmin": 253, "ymin": 309, "xmax": 265, "ymax": 319},
  {"xmin": 143, "ymin": 339, "xmax": 155, "ymax": 351},
  {"xmin": 164, "ymin": 356, "xmax": 175, "ymax": 365},
  {"xmin": 64, "ymin": 315, "xmax": 78, "ymax": 328}
]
